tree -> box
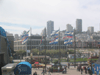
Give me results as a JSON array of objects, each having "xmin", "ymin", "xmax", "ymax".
[{"xmin": 16, "ymin": 50, "xmax": 26, "ymax": 59}]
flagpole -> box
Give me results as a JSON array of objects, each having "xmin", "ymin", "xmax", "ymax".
[
  {"xmin": 59, "ymin": 28, "xmax": 60, "ymax": 64},
  {"xmin": 30, "ymin": 27, "xmax": 32, "ymax": 64},
  {"xmin": 74, "ymin": 29, "xmax": 76, "ymax": 68},
  {"xmin": 44, "ymin": 28, "xmax": 46, "ymax": 73},
  {"xmin": 30, "ymin": 27, "xmax": 32, "ymax": 50}
]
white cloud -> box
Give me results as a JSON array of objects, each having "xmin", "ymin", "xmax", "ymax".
[{"xmin": 0, "ymin": 0, "xmax": 100, "ymax": 35}]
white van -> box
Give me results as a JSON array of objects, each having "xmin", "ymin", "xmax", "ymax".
[{"xmin": 2, "ymin": 63, "xmax": 17, "ymax": 75}]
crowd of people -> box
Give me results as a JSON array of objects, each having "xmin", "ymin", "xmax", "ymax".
[{"xmin": 77, "ymin": 64, "xmax": 93, "ymax": 75}]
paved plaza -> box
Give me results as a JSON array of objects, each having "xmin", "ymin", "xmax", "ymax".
[{"xmin": 32, "ymin": 66, "xmax": 90, "ymax": 75}]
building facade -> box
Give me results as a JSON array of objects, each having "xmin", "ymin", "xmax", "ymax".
[
  {"xmin": 47, "ymin": 20, "xmax": 54, "ymax": 37},
  {"xmin": 14, "ymin": 35, "xmax": 100, "ymax": 52},
  {"xmin": 87, "ymin": 26, "xmax": 94, "ymax": 35},
  {"xmin": 76, "ymin": 19, "xmax": 82, "ymax": 33},
  {"xmin": 41, "ymin": 28, "xmax": 46, "ymax": 36},
  {"xmin": 14, "ymin": 35, "xmax": 67, "ymax": 51},
  {"xmin": 66, "ymin": 24, "xmax": 73, "ymax": 32},
  {"xmin": 0, "ymin": 35, "xmax": 14, "ymax": 64},
  {"xmin": 14, "ymin": 34, "xmax": 19, "ymax": 41}
]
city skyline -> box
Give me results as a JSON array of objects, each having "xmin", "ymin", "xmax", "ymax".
[{"xmin": 0, "ymin": 0, "xmax": 100, "ymax": 35}]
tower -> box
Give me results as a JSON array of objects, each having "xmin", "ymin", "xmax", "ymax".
[
  {"xmin": 47, "ymin": 20, "xmax": 54, "ymax": 37},
  {"xmin": 76, "ymin": 19, "xmax": 82, "ymax": 33}
]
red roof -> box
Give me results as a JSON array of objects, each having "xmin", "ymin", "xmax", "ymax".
[{"xmin": 34, "ymin": 62, "xmax": 39, "ymax": 64}]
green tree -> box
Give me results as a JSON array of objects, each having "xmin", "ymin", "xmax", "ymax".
[
  {"xmin": 16, "ymin": 50, "xmax": 26, "ymax": 55},
  {"xmin": 16, "ymin": 50, "xmax": 26, "ymax": 59}
]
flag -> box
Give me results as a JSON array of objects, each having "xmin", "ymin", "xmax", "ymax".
[
  {"xmin": 51, "ymin": 29, "xmax": 59, "ymax": 37},
  {"xmin": 65, "ymin": 31, "xmax": 73, "ymax": 35},
  {"xmin": 64, "ymin": 39, "xmax": 73, "ymax": 45},
  {"xmin": 49, "ymin": 40, "xmax": 54, "ymax": 44},
  {"xmin": 49, "ymin": 37, "xmax": 58, "ymax": 45},
  {"xmin": 64, "ymin": 31, "xmax": 73, "ymax": 45},
  {"xmin": 54, "ymin": 38, "xmax": 58, "ymax": 44},
  {"xmin": 63, "ymin": 36, "xmax": 68, "ymax": 39},
  {"xmin": 21, "ymin": 36, "xmax": 28, "ymax": 44},
  {"xmin": 21, "ymin": 30, "xmax": 30, "ymax": 44},
  {"xmin": 51, "ymin": 30, "xmax": 56, "ymax": 36},
  {"xmin": 54, "ymin": 30, "xmax": 60, "ymax": 36},
  {"xmin": 63, "ymin": 31, "xmax": 73, "ymax": 39},
  {"xmin": 21, "ymin": 30, "xmax": 30, "ymax": 38}
]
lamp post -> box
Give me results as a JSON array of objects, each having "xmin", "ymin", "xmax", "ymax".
[
  {"xmin": 88, "ymin": 45, "xmax": 89, "ymax": 58},
  {"xmin": 30, "ymin": 53, "xmax": 32, "ymax": 63},
  {"xmin": 19, "ymin": 55, "xmax": 21, "ymax": 62},
  {"xmin": 38, "ymin": 45, "xmax": 40, "ymax": 63},
  {"xmin": 98, "ymin": 47, "xmax": 100, "ymax": 56},
  {"xmin": 90, "ymin": 52, "xmax": 93, "ymax": 75},
  {"xmin": 67, "ymin": 52, "xmax": 69, "ymax": 62}
]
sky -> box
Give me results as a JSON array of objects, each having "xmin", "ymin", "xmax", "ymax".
[{"xmin": 0, "ymin": 0, "xmax": 100, "ymax": 35}]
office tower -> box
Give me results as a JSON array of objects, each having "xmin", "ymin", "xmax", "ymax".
[
  {"xmin": 66, "ymin": 24, "xmax": 73, "ymax": 31},
  {"xmin": 87, "ymin": 26, "xmax": 94, "ymax": 34},
  {"xmin": 47, "ymin": 20, "xmax": 54, "ymax": 37},
  {"xmin": 76, "ymin": 19, "xmax": 82, "ymax": 33}
]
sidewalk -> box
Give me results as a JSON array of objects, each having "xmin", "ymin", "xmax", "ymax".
[{"xmin": 32, "ymin": 67, "xmax": 90, "ymax": 75}]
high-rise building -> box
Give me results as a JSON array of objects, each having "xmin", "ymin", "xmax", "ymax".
[
  {"xmin": 66, "ymin": 24, "xmax": 73, "ymax": 31},
  {"xmin": 47, "ymin": 20, "xmax": 54, "ymax": 37},
  {"xmin": 87, "ymin": 26, "xmax": 94, "ymax": 34},
  {"xmin": 14, "ymin": 34, "xmax": 19, "ymax": 41},
  {"xmin": 41, "ymin": 28, "xmax": 46, "ymax": 36},
  {"xmin": 76, "ymin": 19, "xmax": 82, "ymax": 33}
]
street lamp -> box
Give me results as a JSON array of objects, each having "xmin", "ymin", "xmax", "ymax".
[
  {"xmin": 90, "ymin": 52, "xmax": 93, "ymax": 75},
  {"xmin": 30, "ymin": 53, "xmax": 33, "ymax": 64},
  {"xmin": 98, "ymin": 47, "xmax": 100, "ymax": 56},
  {"xmin": 67, "ymin": 52, "xmax": 69, "ymax": 62}
]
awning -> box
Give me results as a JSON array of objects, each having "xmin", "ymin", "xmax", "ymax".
[
  {"xmin": 40, "ymin": 64, "xmax": 45, "ymax": 66},
  {"xmin": 14, "ymin": 62, "xmax": 32, "ymax": 74},
  {"xmin": 34, "ymin": 62, "xmax": 39, "ymax": 64}
]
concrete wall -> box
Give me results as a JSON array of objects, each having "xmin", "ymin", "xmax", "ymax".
[
  {"xmin": 0, "ymin": 36, "xmax": 9, "ymax": 64},
  {"xmin": 7, "ymin": 36, "xmax": 14, "ymax": 53}
]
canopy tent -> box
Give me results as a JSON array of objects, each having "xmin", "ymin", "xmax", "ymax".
[
  {"xmin": 14, "ymin": 62, "xmax": 32, "ymax": 74},
  {"xmin": 92, "ymin": 55, "xmax": 100, "ymax": 74},
  {"xmin": 34, "ymin": 62, "xmax": 39, "ymax": 64}
]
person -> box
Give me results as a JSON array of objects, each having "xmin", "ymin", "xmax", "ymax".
[
  {"xmin": 58, "ymin": 66, "xmax": 60, "ymax": 72},
  {"xmin": 65, "ymin": 66, "xmax": 67, "ymax": 73},
  {"xmin": 87, "ymin": 66, "xmax": 90, "ymax": 74},
  {"xmin": 47, "ymin": 68, "xmax": 51, "ymax": 75},
  {"xmin": 84, "ymin": 67, "xmax": 87, "ymax": 74},
  {"xmin": 41, "ymin": 68, "xmax": 45, "ymax": 74},
  {"xmin": 33, "ymin": 71, "xmax": 37, "ymax": 75},
  {"xmin": 79, "ymin": 64, "xmax": 81, "ymax": 72},
  {"xmin": 80, "ymin": 67, "xmax": 83, "ymax": 74},
  {"xmin": 62, "ymin": 68, "xmax": 65, "ymax": 74},
  {"xmin": 68, "ymin": 63, "xmax": 70, "ymax": 69}
]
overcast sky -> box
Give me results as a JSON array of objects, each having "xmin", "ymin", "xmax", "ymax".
[{"xmin": 0, "ymin": 0, "xmax": 100, "ymax": 35}]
